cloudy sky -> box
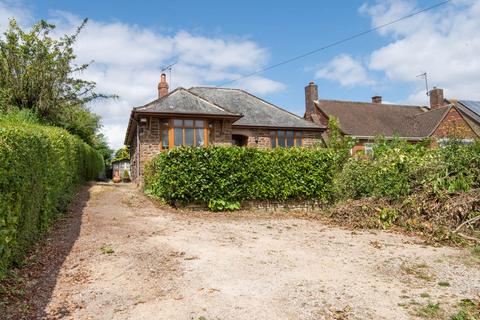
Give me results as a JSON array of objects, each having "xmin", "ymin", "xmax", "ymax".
[{"xmin": 1, "ymin": 0, "xmax": 479, "ymax": 149}]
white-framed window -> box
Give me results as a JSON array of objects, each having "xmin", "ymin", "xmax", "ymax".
[{"xmin": 437, "ymin": 138, "xmax": 474, "ymax": 148}]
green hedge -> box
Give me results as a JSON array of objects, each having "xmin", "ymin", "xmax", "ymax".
[
  {"xmin": 334, "ymin": 139, "xmax": 480, "ymax": 200},
  {"xmin": 0, "ymin": 121, "xmax": 104, "ymax": 275},
  {"xmin": 144, "ymin": 147, "xmax": 336, "ymax": 210}
]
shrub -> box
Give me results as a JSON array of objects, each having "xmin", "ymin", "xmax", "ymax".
[
  {"xmin": 0, "ymin": 120, "xmax": 104, "ymax": 276},
  {"xmin": 122, "ymin": 169, "xmax": 131, "ymax": 182},
  {"xmin": 144, "ymin": 146, "xmax": 336, "ymax": 207},
  {"xmin": 334, "ymin": 138, "xmax": 480, "ymax": 200}
]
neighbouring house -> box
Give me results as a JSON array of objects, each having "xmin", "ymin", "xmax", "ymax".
[
  {"xmin": 304, "ymin": 82, "xmax": 480, "ymax": 154},
  {"xmin": 124, "ymin": 74, "xmax": 325, "ymax": 181},
  {"xmin": 112, "ymin": 159, "xmax": 131, "ymax": 180}
]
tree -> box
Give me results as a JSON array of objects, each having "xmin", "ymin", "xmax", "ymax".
[
  {"xmin": 112, "ymin": 146, "xmax": 130, "ymax": 162},
  {"xmin": 92, "ymin": 133, "xmax": 113, "ymax": 167},
  {"xmin": 0, "ymin": 18, "xmax": 114, "ymax": 144}
]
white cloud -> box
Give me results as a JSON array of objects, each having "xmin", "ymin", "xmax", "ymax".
[
  {"xmin": 363, "ymin": 0, "xmax": 480, "ymax": 104},
  {"xmin": 314, "ymin": 54, "xmax": 374, "ymax": 87},
  {"xmin": 0, "ymin": 1, "xmax": 32, "ymax": 31},
  {"xmin": 0, "ymin": 6, "xmax": 285, "ymax": 149}
]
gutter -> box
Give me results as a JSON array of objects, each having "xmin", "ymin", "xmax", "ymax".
[{"xmin": 350, "ymin": 135, "xmax": 427, "ymax": 141}]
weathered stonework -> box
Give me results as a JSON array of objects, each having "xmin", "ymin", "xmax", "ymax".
[{"xmin": 210, "ymin": 120, "xmax": 233, "ymax": 146}]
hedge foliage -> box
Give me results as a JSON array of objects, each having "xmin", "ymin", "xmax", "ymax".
[
  {"xmin": 0, "ymin": 120, "xmax": 104, "ymax": 275},
  {"xmin": 334, "ymin": 139, "xmax": 480, "ymax": 200},
  {"xmin": 144, "ymin": 147, "xmax": 336, "ymax": 210},
  {"xmin": 145, "ymin": 138, "xmax": 479, "ymax": 211}
]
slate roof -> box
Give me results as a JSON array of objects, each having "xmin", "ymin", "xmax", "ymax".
[
  {"xmin": 189, "ymin": 87, "xmax": 323, "ymax": 129},
  {"xmin": 135, "ymin": 87, "xmax": 240, "ymax": 117}
]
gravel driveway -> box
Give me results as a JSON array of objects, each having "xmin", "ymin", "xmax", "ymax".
[{"xmin": 5, "ymin": 183, "xmax": 479, "ymax": 320}]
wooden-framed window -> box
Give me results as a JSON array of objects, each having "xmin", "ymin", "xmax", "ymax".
[
  {"xmin": 159, "ymin": 119, "xmax": 209, "ymax": 150},
  {"xmin": 270, "ymin": 130, "xmax": 303, "ymax": 148}
]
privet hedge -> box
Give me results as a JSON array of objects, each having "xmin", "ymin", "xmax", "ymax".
[
  {"xmin": 144, "ymin": 147, "xmax": 336, "ymax": 210},
  {"xmin": 0, "ymin": 122, "xmax": 104, "ymax": 275}
]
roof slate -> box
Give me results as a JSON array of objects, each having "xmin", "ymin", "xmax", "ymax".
[
  {"xmin": 136, "ymin": 88, "xmax": 240, "ymax": 117},
  {"xmin": 189, "ymin": 87, "xmax": 323, "ymax": 129}
]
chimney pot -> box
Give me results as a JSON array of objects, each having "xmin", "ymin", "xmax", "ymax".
[
  {"xmin": 305, "ymin": 81, "xmax": 318, "ymax": 119},
  {"xmin": 158, "ymin": 73, "xmax": 169, "ymax": 98},
  {"xmin": 372, "ymin": 96, "xmax": 382, "ymax": 104},
  {"xmin": 429, "ymin": 87, "xmax": 444, "ymax": 109}
]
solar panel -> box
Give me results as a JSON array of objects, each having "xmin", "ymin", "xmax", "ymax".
[{"xmin": 459, "ymin": 100, "xmax": 480, "ymax": 116}]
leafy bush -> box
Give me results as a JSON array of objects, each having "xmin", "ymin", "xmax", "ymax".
[
  {"xmin": 144, "ymin": 146, "xmax": 336, "ymax": 207},
  {"xmin": 0, "ymin": 120, "xmax": 104, "ymax": 276},
  {"xmin": 122, "ymin": 169, "xmax": 130, "ymax": 182},
  {"xmin": 335, "ymin": 138, "xmax": 480, "ymax": 200}
]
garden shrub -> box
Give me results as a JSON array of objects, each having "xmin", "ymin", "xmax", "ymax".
[
  {"xmin": 144, "ymin": 146, "xmax": 336, "ymax": 207},
  {"xmin": 334, "ymin": 138, "xmax": 480, "ymax": 200},
  {"xmin": 0, "ymin": 120, "xmax": 104, "ymax": 276}
]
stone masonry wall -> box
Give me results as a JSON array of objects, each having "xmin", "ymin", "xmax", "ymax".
[
  {"xmin": 211, "ymin": 120, "xmax": 233, "ymax": 146},
  {"xmin": 244, "ymin": 129, "xmax": 323, "ymax": 148}
]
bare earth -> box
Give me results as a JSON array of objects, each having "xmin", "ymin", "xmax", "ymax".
[{"xmin": 8, "ymin": 183, "xmax": 480, "ymax": 319}]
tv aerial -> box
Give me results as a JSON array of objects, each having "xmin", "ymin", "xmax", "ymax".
[
  {"xmin": 161, "ymin": 61, "xmax": 177, "ymax": 86},
  {"xmin": 416, "ymin": 72, "xmax": 429, "ymax": 96}
]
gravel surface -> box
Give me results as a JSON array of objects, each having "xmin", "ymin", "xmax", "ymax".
[{"xmin": 2, "ymin": 182, "xmax": 479, "ymax": 320}]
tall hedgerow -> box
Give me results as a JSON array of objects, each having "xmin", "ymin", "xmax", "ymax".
[
  {"xmin": 144, "ymin": 146, "xmax": 336, "ymax": 210},
  {"xmin": 0, "ymin": 119, "xmax": 104, "ymax": 276}
]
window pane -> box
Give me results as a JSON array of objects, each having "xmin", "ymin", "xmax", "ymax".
[
  {"xmin": 159, "ymin": 119, "xmax": 168, "ymax": 126},
  {"xmin": 185, "ymin": 128, "xmax": 194, "ymax": 146},
  {"xmin": 184, "ymin": 119, "xmax": 194, "ymax": 127},
  {"xmin": 277, "ymin": 130, "xmax": 285, "ymax": 147},
  {"xmin": 174, "ymin": 128, "xmax": 183, "ymax": 146},
  {"xmin": 270, "ymin": 131, "xmax": 276, "ymax": 148},
  {"xmin": 161, "ymin": 128, "xmax": 169, "ymax": 149},
  {"xmin": 286, "ymin": 132, "xmax": 295, "ymax": 147},
  {"xmin": 195, "ymin": 120, "xmax": 204, "ymax": 128},
  {"xmin": 173, "ymin": 119, "xmax": 183, "ymax": 126},
  {"xmin": 295, "ymin": 132, "xmax": 303, "ymax": 146},
  {"xmin": 196, "ymin": 128, "xmax": 205, "ymax": 146}
]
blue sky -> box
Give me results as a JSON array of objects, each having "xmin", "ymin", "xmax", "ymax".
[{"xmin": 1, "ymin": 0, "xmax": 479, "ymax": 148}]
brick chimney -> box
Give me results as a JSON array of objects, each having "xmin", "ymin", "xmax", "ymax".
[
  {"xmin": 372, "ymin": 96, "xmax": 382, "ymax": 104},
  {"xmin": 429, "ymin": 87, "xmax": 444, "ymax": 109},
  {"xmin": 305, "ymin": 81, "xmax": 318, "ymax": 119},
  {"xmin": 158, "ymin": 73, "xmax": 169, "ymax": 98}
]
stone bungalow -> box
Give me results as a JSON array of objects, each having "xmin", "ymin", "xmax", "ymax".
[
  {"xmin": 124, "ymin": 74, "xmax": 325, "ymax": 181},
  {"xmin": 304, "ymin": 82, "xmax": 480, "ymax": 154}
]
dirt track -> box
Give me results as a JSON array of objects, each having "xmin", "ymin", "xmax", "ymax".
[{"xmin": 3, "ymin": 183, "xmax": 479, "ymax": 319}]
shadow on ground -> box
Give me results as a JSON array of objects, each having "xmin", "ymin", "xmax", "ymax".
[{"xmin": 0, "ymin": 183, "xmax": 103, "ymax": 320}]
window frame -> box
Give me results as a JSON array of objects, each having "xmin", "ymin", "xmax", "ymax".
[
  {"xmin": 270, "ymin": 130, "xmax": 303, "ymax": 148},
  {"xmin": 159, "ymin": 118, "xmax": 209, "ymax": 150}
]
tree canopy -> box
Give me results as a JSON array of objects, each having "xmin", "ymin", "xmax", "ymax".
[
  {"xmin": 112, "ymin": 146, "xmax": 130, "ymax": 162},
  {"xmin": 0, "ymin": 18, "xmax": 113, "ymax": 145}
]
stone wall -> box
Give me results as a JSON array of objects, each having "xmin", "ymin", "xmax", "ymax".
[
  {"xmin": 179, "ymin": 199, "xmax": 325, "ymax": 212},
  {"xmin": 232, "ymin": 128, "xmax": 323, "ymax": 148},
  {"xmin": 210, "ymin": 120, "xmax": 233, "ymax": 146}
]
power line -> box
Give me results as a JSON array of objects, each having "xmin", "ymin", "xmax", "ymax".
[{"xmin": 217, "ymin": 0, "xmax": 451, "ymax": 87}]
